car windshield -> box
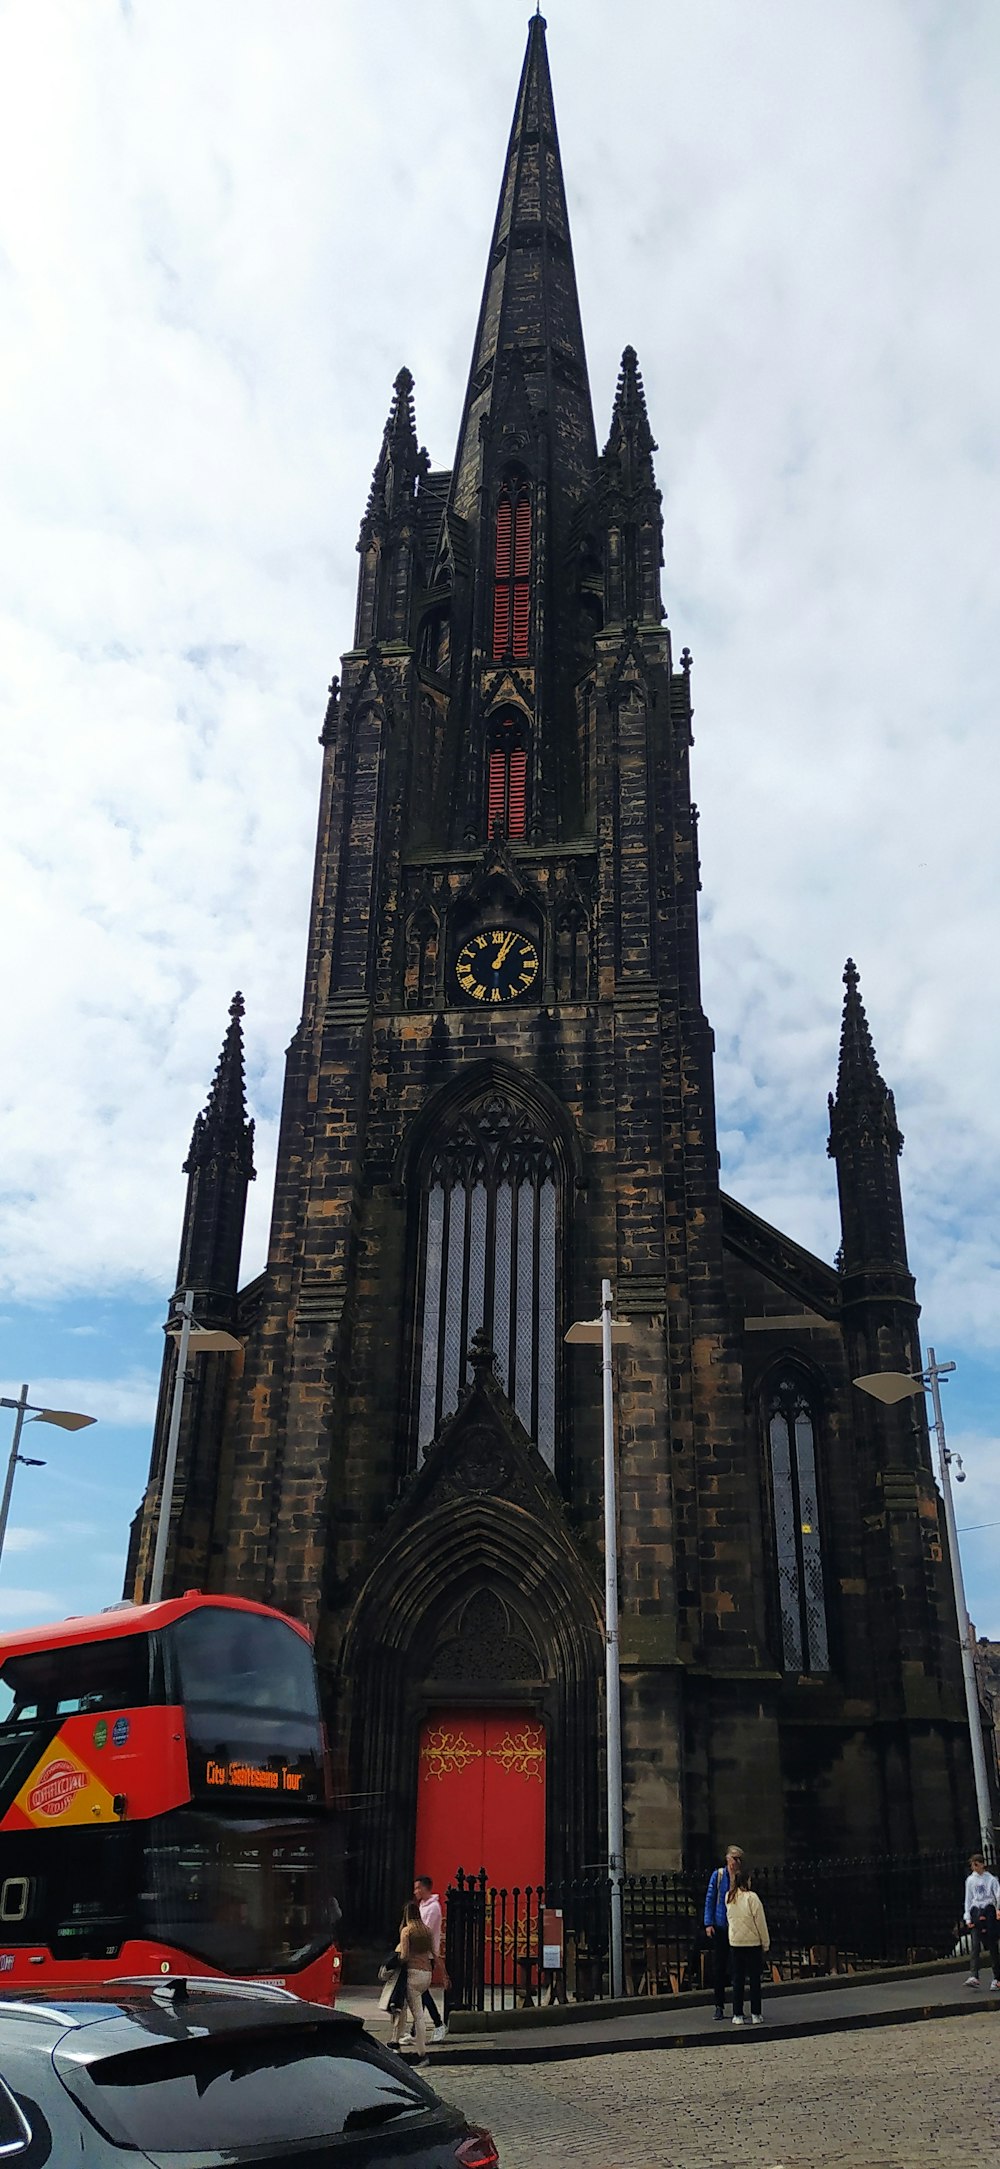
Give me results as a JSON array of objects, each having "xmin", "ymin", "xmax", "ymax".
[{"xmin": 79, "ymin": 2028, "xmax": 433, "ymax": 2151}]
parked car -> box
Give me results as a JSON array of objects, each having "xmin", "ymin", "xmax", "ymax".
[{"xmin": 0, "ymin": 1977, "xmax": 499, "ymax": 2166}]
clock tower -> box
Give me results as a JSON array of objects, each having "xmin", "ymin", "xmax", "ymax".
[{"xmin": 130, "ymin": 15, "xmax": 982, "ymax": 1932}]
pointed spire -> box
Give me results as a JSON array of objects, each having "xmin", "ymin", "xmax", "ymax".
[
  {"xmin": 185, "ymin": 992, "xmax": 256, "ymax": 1179},
  {"xmin": 828, "ymin": 960, "xmax": 902, "ymax": 1155},
  {"xmin": 360, "ymin": 367, "xmax": 426, "ymax": 542},
  {"xmin": 450, "ymin": 13, "xmax": 596, "ymax": 521},
  {"xmin": 601, "ymin": 346, "xmax": 658, "ymax": 488}
]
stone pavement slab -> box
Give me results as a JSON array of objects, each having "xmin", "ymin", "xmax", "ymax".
[{"xmin": 423, "ymin": 2014, "xmax": 999, "ymax": 2169}]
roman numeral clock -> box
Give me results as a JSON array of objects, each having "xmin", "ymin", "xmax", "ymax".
[{"xmin": 454, "ymin": 927, "xmax": 540, "ymax": 1005}]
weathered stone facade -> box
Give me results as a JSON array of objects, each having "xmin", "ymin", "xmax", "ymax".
[{"xmin": 128, "ymin": 18, "xmax": 986, "ymax": 1925}]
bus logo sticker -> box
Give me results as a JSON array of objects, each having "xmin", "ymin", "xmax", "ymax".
[
  {"xmin": 93, "ymin": 1720, "xmax": 108, "ymax": 1750},
  {"xmin": 27, "ymin": 1759, "xmax": 88, "ymax": 1818},
  {"xmin": 112, "ymin": 1718, "xmax": 129, "ymax": 1747}
]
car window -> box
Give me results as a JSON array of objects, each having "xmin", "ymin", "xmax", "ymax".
[
  {"xmin": 0, "ymin": 2076, "xmax": 31, "ymax": 2155},
  {"xmin": 79, "ymin": 2030, "xmax": 434, "ymax": 2151}
]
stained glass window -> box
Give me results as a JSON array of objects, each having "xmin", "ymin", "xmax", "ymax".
[
  {"xmin": 766, "ymin": 1375, "xmax": 829, "ymax": 1674},
  {"xmin": 414, "ymin": 1089, "xmax": 560, "ymax": 1469}
]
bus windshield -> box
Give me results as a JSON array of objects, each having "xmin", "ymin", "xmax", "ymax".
[{"xmin": 167, "ymin": 1607, "xmax": 327, "ymax": 1804}]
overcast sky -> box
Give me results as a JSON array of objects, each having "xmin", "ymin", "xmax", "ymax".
[{"xmin": 1, "ymin": 0, "xmax": 999, "ymax": 1639}]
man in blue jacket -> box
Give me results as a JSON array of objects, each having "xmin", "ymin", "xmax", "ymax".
[{"xmin": 704, "ymin": 1846, "xmax": 743, "ymax": 2020}]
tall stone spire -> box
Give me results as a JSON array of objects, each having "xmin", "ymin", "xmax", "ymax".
[
  {"xmin": 449, "ymin": 12, "xmax": 597, "ymax": 523},
  {"xmin": 597, "ymin": 345, "xmax": 664, "ymax": 628},
  {"xmin": 184, "ymin": 992, "xmax": 256, "ymax": 1180},
  {"xmin": 177, "ymin": 993, "xmax": 255, "ymax": 1317},
  {"xmin": 355, "ymin": 368, "xmax": 428, "ymax": 647},
  {"xmin": 828, "ymin": 959, "xmax": 908, "ymax": 1278},
  {"xmin": 828, "ymin": 958, "xmax": 902, "ymax": 1157}
]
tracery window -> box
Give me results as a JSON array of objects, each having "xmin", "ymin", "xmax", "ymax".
[
  {"xmin": 487, "ymin": 712, "xmax": 529, "ymax": 839},
  {"xmin": 414, "ymin": 1088, "xmax": 559, "ymax": 1467},
  {"xmin": 492, "ymin": 484, "xmax": 531, "ymax": 660},
  {"xmin": 766, "ymin": 1374, "xmax": 829, "ymax": 1674}
]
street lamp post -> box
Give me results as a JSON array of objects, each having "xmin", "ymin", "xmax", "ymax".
[
  {"xmin": 148, "ymin": 1293, "xmax": 242, "ymax": 1604},
  {"xmin": 0, "ymin": 1386, "xmax": 96, "ymax": 1582},
  {"xmin": 566, "ymin": 1279, "xmax": 635, "ymax": 2000},
  {"xmin": 853, "ymin": 1347, "xmax": 993, "ymax": 1854}
]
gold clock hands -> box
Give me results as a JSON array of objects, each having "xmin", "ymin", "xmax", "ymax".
[{"xmin": 493, "ymin": 931, "xmax": 516, "ymax": 972}]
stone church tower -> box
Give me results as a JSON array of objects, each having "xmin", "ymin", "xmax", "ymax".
[{"xmin": 129, "ymin": 17, "xmax": 981, "ymax": 1926}]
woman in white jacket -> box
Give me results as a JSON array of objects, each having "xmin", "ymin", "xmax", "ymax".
[{"xmin": 725, "ymin": 1861, "xmax": 770, "ymax": 2026}]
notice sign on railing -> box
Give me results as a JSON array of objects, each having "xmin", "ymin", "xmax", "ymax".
[{"xmin": 542, "ymin": 1906, "xmax": 564, "ymax": 1970}]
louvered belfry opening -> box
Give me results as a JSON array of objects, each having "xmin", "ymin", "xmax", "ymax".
[
  {"xmin": 492, "ymin": 484, "xmax": 532, "ymax": 661},
  {"xmin": 486, "ymin": 712, "xmax": 529, "ymax": 839},
  {"xmin": 413, "ymin": 1088, "xmax": 560, "ymax": 1468}
]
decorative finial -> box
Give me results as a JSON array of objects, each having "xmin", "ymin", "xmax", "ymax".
[
  {"xmin": 843, "ymin": 957, "xmax": 859, "ymax": 990},
  {"xmin": 229, "ymin": 991, "xmax": 244, "ymax": 1021},
  {"xmin": 469, "ymin": 1327, "xmax": 498, "ymax": 1379}
]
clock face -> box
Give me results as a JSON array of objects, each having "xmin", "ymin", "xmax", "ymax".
[{"xmin": 455, "ymin": 927, "xmax": 540, "ymax": 1005}]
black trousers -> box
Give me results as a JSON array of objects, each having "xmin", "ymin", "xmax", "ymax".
[
  {"xmin": 731, "ymin": 1946, "xmax": 763, "ymax": 2018},
  {"xmin": 711, "ymin": 1925, "xmax": 729, "ymax": 2011},
  {"xmin": 970, "ymin": 1916, "xmax": 1000, "ymax": 1976}
]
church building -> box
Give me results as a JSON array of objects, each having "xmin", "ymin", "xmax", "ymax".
[{"xmin": 129, "ymin": 17, "xmax": 980, "ymax": 1930}]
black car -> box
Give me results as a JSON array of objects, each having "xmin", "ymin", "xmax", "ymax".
[{"xmin": 0, "ymin": 1978, "xmax": 499, "ymax": 2167}]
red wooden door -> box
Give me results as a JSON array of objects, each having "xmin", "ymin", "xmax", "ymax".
[{"xmin": 414, "ymin": 1709, "xmax": 545, "ymax": 1901}]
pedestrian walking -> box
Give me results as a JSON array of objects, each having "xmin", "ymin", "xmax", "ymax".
[
  {"xmin": 387, "ymin": 1901, "xmax": 435, "ymax": 2063},
  {"xmin": 725, "ymin": 1859, "xmax": 770, "ymax": 2027},
  {"xmin": 703, "ymin": 1845, "xmax": 744, "ymax": 2020},
  {"xmin": 398, "ymin": 1875, "xmax": 449, "ymax": 2045},
  {"xmin": 962, "ymin": 1852, "xmax": 1000, "ymax": 1990}
]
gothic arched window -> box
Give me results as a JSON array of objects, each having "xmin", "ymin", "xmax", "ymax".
[
  {"xmin": 413, "ymin": 1088, "xmax": 559, "ymax": 1467},
  {"xmin": 766, "ymin": 1373, "xmax": 830, "ymax": 1674},
  {"xmin": 486, "ymin": 711, "xmax": 529, "ymax": 839},
  {"xmin": 492, "ymin": 484, "xmax": 531, "ymax": 660}
]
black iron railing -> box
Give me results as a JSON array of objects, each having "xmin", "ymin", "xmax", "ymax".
[{"xmin": 444, "ymin": 1851, "xmax": 986, "ymax": 2012}]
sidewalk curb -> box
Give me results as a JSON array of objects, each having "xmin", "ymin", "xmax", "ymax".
[
  {"xmin": 445, "ymin": 1956, "xmax": 960, "ymax": 2036},
  {"xmin": 427, "ymin": 1994, "xmax": 996, "ymax": 2069}
]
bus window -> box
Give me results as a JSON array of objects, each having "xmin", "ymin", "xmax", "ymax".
[
  {"xmin": 168, "ymin": 1610, "xmax": 323, "ymax": 1762},
  {"xmin": 141, "ymin": 1811, "xmax": 341, "ymax": 1975},
  {"xmin": 0, "ymin": 1635, "xmax": 156, "ymax": 1725}
]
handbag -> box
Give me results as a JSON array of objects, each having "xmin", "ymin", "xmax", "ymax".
[{"xmin": 377, "ymin": 1963, "xmax": 408, "ymax": 2014}]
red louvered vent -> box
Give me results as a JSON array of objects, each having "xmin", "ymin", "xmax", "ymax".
[
  {"xmin": 495, "ymin": 494, "xmax": 512, "ymax": 581},
  {"xmin": 507, "ymin": 748, "xmax": 528, "ymax": 837},
  {"xmin": 511, "ymin": 584, "xmax": 530, "ymax": 658},
  {"xmin": 487, "ymin": 749, "xmax": 507, "ymax": 833},
  {"xmin": 492, "ymin": 587, "xmax": 510, "ymax": 659},
  {"xmin": 513, "ymin": 493, "xmax": 531, "ymax": 577}
]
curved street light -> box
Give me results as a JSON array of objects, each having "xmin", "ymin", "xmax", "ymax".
[
  {"xmin": 148, "ymin": 1292, "xmax": 243, "ymax": 1604},
  {"xmin": 0, "ymin": 1386, "xmax": 97, "ymax": 1583},
  {"xmin": 853, "ymin": 1348, "xmax": 993, "ymax": 1853}
]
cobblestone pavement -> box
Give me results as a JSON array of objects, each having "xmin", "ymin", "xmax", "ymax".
[{"xmin": 434, "ymin": 2011, "xmax": 998, "ymax": 2168}]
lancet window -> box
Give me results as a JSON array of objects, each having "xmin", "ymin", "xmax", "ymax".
[
  {"xmin": 766, "ymin": 1373, "xmax": 830, "ymax": 1674},
  {"xmin": 486, "ymin": 712, "xmax": 529, "ymax": 840},
  {"xmin": 414, "ymin": 1088, "xmax": 559, "ymax": 1467},
  {"xmin": 492, "ymin": 484, "xmax": 532, "ymax": 660}
]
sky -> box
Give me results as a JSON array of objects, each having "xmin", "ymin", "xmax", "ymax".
[{"xmin": 1, "ymin": 0, "xmax": 999, "ymax": 1639}]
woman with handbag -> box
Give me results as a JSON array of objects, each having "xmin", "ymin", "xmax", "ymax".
[
  {"xmin": 962, "ymin": 1852, "xmax": 1000, "ymax": 1989},
  {"xmin": 388, "ymin": 1901, "xmax": 435, "ymax": 2062}
]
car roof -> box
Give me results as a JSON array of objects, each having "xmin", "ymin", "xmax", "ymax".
[{"xmin": 0, "ymin": 1979, "xmax": 363, "ymax": 2055}]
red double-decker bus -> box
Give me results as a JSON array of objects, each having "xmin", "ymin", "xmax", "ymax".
[{"xmin": 0, "ymin": 1593, "xmax": 342, "ymax": 2001}]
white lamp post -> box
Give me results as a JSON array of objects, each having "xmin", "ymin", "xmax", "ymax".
[
  {"xmin": 566, "ymin": 1279, "xmax": 635, "ymax": 2000},
  {"xmin": 0, "ymin": 1387, "xmax": 96, "ymax": 1582},
  {"xmin": 853, "ymin": 1347, "xmax": 993, "ymax": 1854},
  {"xmin": 148, "ymin": 1292, "xmax": 242, "ymax": 1604}
]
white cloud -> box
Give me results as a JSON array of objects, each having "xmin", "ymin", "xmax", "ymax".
[
  {"xmin": 0, "ymin": 1373, "xmax": 159, "ymax": 1428},
  {"xmin": 0, "ymin": 0, "xmax": 997, "ymax": 1437}
]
